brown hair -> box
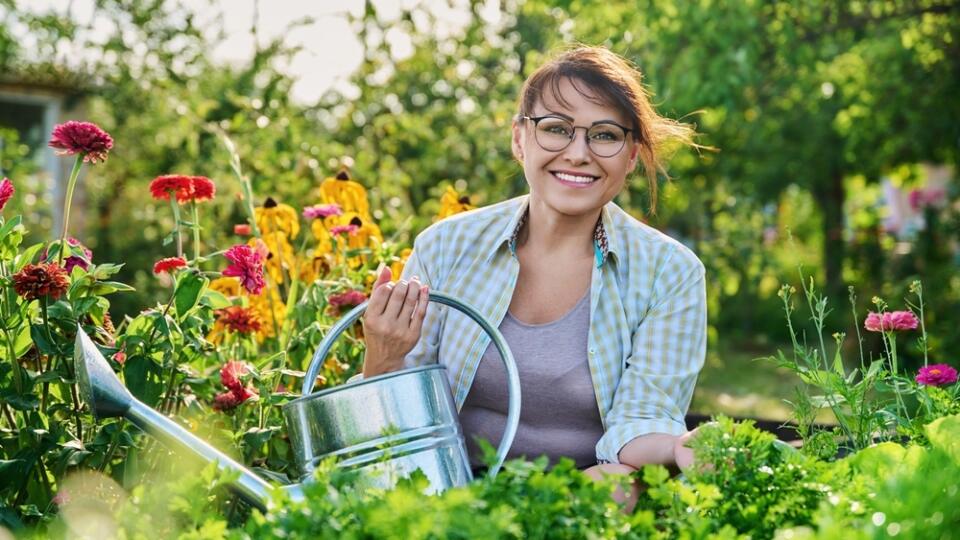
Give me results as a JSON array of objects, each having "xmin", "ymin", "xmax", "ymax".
[{"xmin": 518, "ymin": 45, "xmax": 698, "ymax": 214}]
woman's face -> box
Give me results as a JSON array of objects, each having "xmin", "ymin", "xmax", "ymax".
[{"xmin": 512, "ymin": 77, "xmax": 639, "ymax": 220}]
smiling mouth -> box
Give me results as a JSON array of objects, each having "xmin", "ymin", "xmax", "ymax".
[{"xmin": 552, "ymin": 171, "xmax": 600, "ymax": 185}]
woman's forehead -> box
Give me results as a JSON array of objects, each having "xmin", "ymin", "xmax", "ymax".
[{"xmin": 533, "ymin": 77, "xmax": 629, "ymax": 124}]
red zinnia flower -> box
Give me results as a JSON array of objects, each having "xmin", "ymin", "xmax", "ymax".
[
  {"xmin": 12, "ymin": 263, "xmax": 70, "ymax": 301},
  {"xmin": 112, "ymin": 350, "xmax": 127, "ymax": 365},
  {"xmin": 327, "ymin": 290, "xmax": 368, "ymax": 313},
  {"xmin": 303, "ymin": 203, "xmax": 343, "ymax": 220},
  {"xmin": 189, "ymin": 176, "xmax": 216, "ymax": 202},
  {"xmin": 234, "ymin": 223, "xmax": 251, "ymax": 235},
  {"xmin": 864, "ymin": 310, "xmax": 920, "ymax": 332},
  {"xmin": 330, "ymin": 224, "xmax": 359, "ymax": 236},
  {"xmin": 916, "ymin": 364, "xmax": 958, "ymax": 387},
  {"xmin": 222, "ymin": 244, "xmax": 265, "ymax": 295},
  {"xmin": 153, "ymin": 256, "xmax": 188, "ymax": 274},
  {"xmin": 0, "ymin": 178, "xmax": 14, "ymax": 212},
  {"xmin": 216, "ymin": 306, "xmax": 262, "ymax": 334},
  {"xmin": 48, "ymin": 121, "xmax": 114, "ymax": 163},
  {"xmin": 149, "ymin": 175, "xmax": 194, "ymax": 203}
]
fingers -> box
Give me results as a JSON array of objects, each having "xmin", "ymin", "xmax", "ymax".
[
  {"xmin": 397, "ymin": 277, "xmax": 422, "ymax": 322},
  {"xmin": 382, "ymin": 279, "xmax": 408, "ymax": 319},
  {"xmin": 409, "ymin": 285, "xmax": 429, "ymax": 329}
]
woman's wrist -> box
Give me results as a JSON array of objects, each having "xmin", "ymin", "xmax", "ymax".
[{"xmin": 617, "ymin": 433, "xmax": 679, "ymax": 468}]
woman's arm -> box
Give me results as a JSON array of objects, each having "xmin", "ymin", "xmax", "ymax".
[
  {"xmin": 594, "ymin": 246, "xmax": 707, "ymax": 467},
  {"xmin": 617, "ymin": 430, "xmax": 697, "ymax": 470}
]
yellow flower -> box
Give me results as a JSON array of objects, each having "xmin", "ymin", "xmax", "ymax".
[
  {"xmin": 255, "ymin": 197, "xmax": 300, "ymax": 238},
  {"xmin": 333, "ymin": 213, "xmax": 383, "ymax": 268},
  {"xmin": 252, "ymin": 232, "xmax": 296, "ymax": 284},
  {"xmin": 436, "ymin": 186, "xmax": 475, "ymax": 220},
  {"xmin": 247, "ymin": 287, "xmax": 286, "ymax": 341},
  {"xmin": 319, "ymin": 170, "xmax": 370, "ymax": 221},
  {"xmin": 390, "ymin": 247, "xmax": 412, "ymax": 281},
  {"xmin": 209, "ymin": 276, "xmax": 241, "ymax": 297},
  {"xmin": 310, "ymin": 219, "xmax": 334, "ymax": 256}
]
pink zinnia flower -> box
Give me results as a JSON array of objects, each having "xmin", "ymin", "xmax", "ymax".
[
  {"xmin": 48, "ymin": 121, "xmax": 114, "ymax": 163},
  {"xmin": 220, "ymin": 360, "xmax": 250, "ymax": 393},
  {"xmin": 303, "ymin": 203, "xmax": 343, "ymax": 220},
  {"xmin": 112, "ymin": 350, "xmax": 127, "ymax": 365},
  {"xmin": 52, "ymin": 489, "xmax": 70, "ymax": 506},
  {"xmin": 214, "ymin": 360, "xmax": 258, "ymax": 411},
  {"xmin": 916, "ymin": 364, "xmax": 958, "ymax": 387},
  {"xmin": 42, "ymin": 237, "xmax": 93, "ymax": 272},
  {"xmin": 0, "ymin": 178, "xmax": 14, "ymax": 212},
  {"xmin": 222, "ymin": 245, "xmax": 266, "ymax": 295},
  {"xmin": 864, "ymin": 310, "xmax": 920, "ymax": 332},
  {"xmin": 329, "ymin": 224, "xmax": 359, "ymax": 236},
  {"xmin": 328, "ymin": 290, "xmax": 368, "ymax": 309},
  {"xmin": 153, "ymin": 256, "xmax": 188, "ymax": 274}
]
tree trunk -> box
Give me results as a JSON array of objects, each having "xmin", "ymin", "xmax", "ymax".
[{"xmin": 815, "ymin": 171, "xmax": 846, "ymax": 299}]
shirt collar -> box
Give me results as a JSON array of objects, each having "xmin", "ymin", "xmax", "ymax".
[{"xmin": 491, "ymin": 195, "xmax": 617, "ymax": 268}]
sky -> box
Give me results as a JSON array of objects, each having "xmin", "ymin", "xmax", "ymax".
[{"xmin": 15, "ymin": 0, "xmax": 480, "ymax": 103}]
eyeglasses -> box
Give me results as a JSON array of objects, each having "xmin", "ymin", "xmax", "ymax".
[{"xmin": 518, "ymin": 115, "xmax": 633, "ymax": 158}]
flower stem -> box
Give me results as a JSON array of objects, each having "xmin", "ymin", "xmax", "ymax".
[
  {"xmin": 191, "ymin": 201, "xmax": 201, "ymax": 263},
  {"xmin": 169, "ymin": 196, "xmax": 184, "ymax": 259},
  {"xmin": 57, "ymin": 155, "xmax": 85, "ymax": 265}
]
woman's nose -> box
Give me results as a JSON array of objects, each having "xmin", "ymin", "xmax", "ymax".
[{"xmin": 563, "ymin": 128, "xmax": 592, "ymax": 163}]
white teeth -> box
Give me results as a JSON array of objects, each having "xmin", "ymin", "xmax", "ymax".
[{"xmin": 555, "ymin": 172, "xmax": 597, "ymax": 184}]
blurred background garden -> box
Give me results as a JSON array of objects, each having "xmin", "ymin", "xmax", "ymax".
[{"xmin": 2, "ymin": 0, "xmax": 958, "ymax": 422}]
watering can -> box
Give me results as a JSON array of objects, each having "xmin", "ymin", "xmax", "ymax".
[{"xmin": 75, "ymin": 291, "xmax": 521, "ymax": 511}]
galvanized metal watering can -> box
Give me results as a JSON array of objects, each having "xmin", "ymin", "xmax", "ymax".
[{"xmin": 75, "ymin": 291, "xmax": 521, "ymax": 511}]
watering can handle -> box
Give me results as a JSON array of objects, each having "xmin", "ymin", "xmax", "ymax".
[{"xmin": 301, "ymin": 290, "xmax": 520, "ymax": 478}]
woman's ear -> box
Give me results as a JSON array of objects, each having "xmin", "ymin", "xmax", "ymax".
[
  {"xmin": 511, "ymin": 119, "xmax": 525, "ymax": 162},
  {"xmin": 627, "ymin": 141, "xmax": 641, "ymax": 172}
]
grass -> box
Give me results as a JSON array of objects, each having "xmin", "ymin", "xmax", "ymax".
[{"xmin": 691, "ymin": 338, "xmax": 808, "ymax": 421}]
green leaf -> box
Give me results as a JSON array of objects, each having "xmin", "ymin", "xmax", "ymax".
[
  {"xmin": 123, "ymin": 354, "xmax": 164, "ymax": 406},
  {"xmin": 200, "ymin": 289, "xmax": 232, "ymax": 310},
  {"xmin": 90, "ymin": 263, "xmax": 125, "ymax": 280},
  {"xmin": 13, "ymin": 243, "xmax": 43, "ymax": 272},
  {"xmin": 925, "ymin": 414, "xmax": 960, "ymax": 463},
  {"xmin": 29, "ymin": 324, "xmax": 59, "ymax": 356},
  {"xmin": 89, "ymin": 281, "xmax": 136, "ymax": 296},
  {"xmin": 174, "ymin": 271, "xmax": 208, "ymax": 321}
]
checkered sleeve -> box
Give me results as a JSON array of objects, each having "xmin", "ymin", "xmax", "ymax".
[
  {"xmin": 400, "ymin": 228, "xmax": 445, "ymax": 369},
  {"xmin": 595, "ymin": 246, "xmax": 707, "ymax": 464}
]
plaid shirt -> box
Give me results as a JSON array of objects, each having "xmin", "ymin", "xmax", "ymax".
[{"xmin": 400, "ymin": 195, "xmax": 706, "ymax": 464}]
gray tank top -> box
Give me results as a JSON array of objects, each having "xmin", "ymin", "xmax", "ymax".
[{"xmin": 460, "ymin": 289, "xmax": 604, "ymax": 468}]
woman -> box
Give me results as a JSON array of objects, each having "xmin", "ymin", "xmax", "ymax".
[{"xmin": 360, "ymin": 46, "xmax": 706, "ymax": 490}]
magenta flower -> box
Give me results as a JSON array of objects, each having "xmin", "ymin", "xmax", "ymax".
[
  {"xmin": 41, "ymin": 237, "xmax": 93, "ymax": 273},
  {"xmin": 221, "ymin": 244, "xmax": 266, "ymax": 295},
  {"xmin": 916, "ymin": 364, "xmax": 958, "ymax": 387},
  {"xmin": 48, "ymin": 121, "xmax": 114, "ymax": 164},
  {"xmin": 303, "ymin": 203, "xmax": 343, "ymax": 220},
  {"xmin": 0, "ymin": 178, "xmax": 14, "ymax": 212},
  {"xmin": 330, "ymin": 224, "xmax": 359, "ymax": 236},
  {"xmin": 864, "ymin": 310, "xmax": 919, "ymax": 332},
  {"xmin": 327, "ymin": 289, "xmax": 368, "ymax": 314}
]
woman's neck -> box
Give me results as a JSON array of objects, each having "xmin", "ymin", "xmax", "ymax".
[{"xmin": 518, "ymin": 197, "xmax": 600, "ymax": 259}]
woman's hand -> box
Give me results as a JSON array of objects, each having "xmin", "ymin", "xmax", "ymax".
[
  {"xmin": 673, "ymin": 427, "xmax": 702, "ymax": 470},
  {"xmin": 361, "ymin": 265, "xmax": 429, "ymax": 378}
]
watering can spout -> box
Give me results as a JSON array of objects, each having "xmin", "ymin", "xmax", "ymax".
[
  {"xmin": 75, "ymin": 324, "xmax": 134, "ymax": 419},
  {"xmin": 73, "ymin": 325, "xmax": 292, "ymax": 510}
]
